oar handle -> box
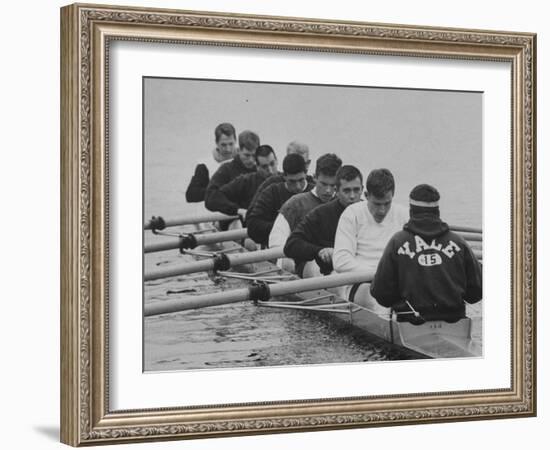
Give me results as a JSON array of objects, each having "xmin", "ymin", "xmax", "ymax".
[
  {"xmin": 144, "ymin": 228, "xmax": 249, "ymax": 254},
  {"xmin": 144, "ymin": 246, "xmax": 285, "ymax": 281},
  {"xmin": 144, "ymin": 212, "xmax": 241, "ymax": 230}
]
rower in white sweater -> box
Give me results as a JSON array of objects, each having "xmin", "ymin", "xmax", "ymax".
[{"xmin": 333, "ymin": 168, "xmax": 408, "ymax": 312}]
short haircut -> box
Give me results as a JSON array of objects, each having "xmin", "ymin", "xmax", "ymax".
[
  {"xmin": 336, "ymin": 165, "xmax": 363, "ymax": 187},
  {"xmin": 315, "ymin": 153, "xmax": 342, "ymax": 177},
  {"xmin": 214, "ymin": 123, "xmax": 236, "ymax": 142},
  {"xmin": 255, "ymin": 145, "xmax": 276, "ymax": 162},
  {"xmin": 238, "ymin": 130, "xmax": 260, "ymax": 151},
  {"xmin": 282, "ymin": 153, "xmax": 306, "ymax": 176},
  {"xmin": 366, "ymin": 168, "xmax": 395, "ymax": 197},
  {"xmin": 286, "ymin": 141, "xmax": 309, "ymax": 157}
]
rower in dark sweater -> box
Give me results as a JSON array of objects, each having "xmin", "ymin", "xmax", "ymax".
[
  {"xmin": 204, "ymin": 130, "xmax": 260, "ymax": 206},
  {"xmin": 246, "ymin": 153, "xmax": 314, "ymax": 247},
  {"xmin": 204, "ymin": 130, "xmax": 259, "ymax": 230},
  {"xmin": 284, "ymin": 165, "xmax": 363, "ymax": 277},
  {"xmin": 269, "ymin": 153, "xmax": 342, "ymax": 271},
  {"xmin": 247, "ymin": 140, "xmax": 313, "ymax": 211},
  {"xmin": 205, "ymin": 145, "xmax": 278, "ymax": 217},
  {"xmin": 185, "ymin": 122, "xmax": 237, "ymax": 203}
]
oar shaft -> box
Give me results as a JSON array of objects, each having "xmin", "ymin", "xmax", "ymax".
[
  {"xmin": 145, "ymin": 270, "xmax": 374, "ymax": 316},
  {"xmin": 457, "ymin": 232, "xmax": 482, "ymax": 242},
  {"xmin": 268, "ymin": 271, "xmax": 374, "ymax": 297},
  {"xmin": 450, "ymin": 225, "xmax": 482, "ymax": 234},
  {"xmin": 144, "ymin": 228, "xmax": 248, "ymax": 253},
  {"xmin": 144, "ymin": 212, "xmax": 240, "ymax": 229},
  {"xmin": 145, "ymin": 288, "xmax": 250, "ymax": 316},
  {"xmin": 144, "ymin": 246, "xmax": 285, "ymax": 281}
]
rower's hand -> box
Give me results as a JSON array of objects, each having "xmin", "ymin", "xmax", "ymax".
[
  {"xmin": 237, "ymin": 208, "xmax": 247, "ymax": 219},
  {"xmin": 317, "ymin": 248, "xmax": 334, "ymax": 264}
]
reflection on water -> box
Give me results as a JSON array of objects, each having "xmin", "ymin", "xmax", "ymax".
[{"xmin": 145, "ymin": 303, "xmax": 419, "ymax": 371}]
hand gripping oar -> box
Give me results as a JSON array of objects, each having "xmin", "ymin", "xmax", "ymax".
[
  {"xmin": 144, "ymin": 270, "xmax": 374, "ymax": 317},
  {"xmin": 145, "ymin": 246, "xmax": 285, "ymax": 280},
  {"xmin": 144, "ymin": 228, "xmax": 249, "ymax": 253},
  {"xmin": 144, "ymin": 212, "xmax": 241, "ymax": 230}
]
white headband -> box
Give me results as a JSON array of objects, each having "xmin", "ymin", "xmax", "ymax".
[{"xmin": 409, "ymin": 198, "xmax": 439, "ymax": 207}]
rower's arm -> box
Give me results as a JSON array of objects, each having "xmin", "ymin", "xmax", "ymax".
[
  {"xmin": 185, "ymin": 164, "xmax": 209, "ymax": 203},
  {"xmin": 333, "ymin": 211, "xmax": 363, "ymax": 273},
  {"xmin": 205, "ymin": 176, "xmax": 242, "ymax": 216},
  {"xmin": 204, "ymin": 164, "xmax": 231, "ymax": 208},
  {"xmin": 284, "ymin": 215, "xmax": 323, "ymax": 261},
  {"xmin": 247, "ymin": 175, "xmax": 278, "ymax": 215},
  {"xmin": 246, "ymin": 187, "xmax": 278, "ymax": 245}
]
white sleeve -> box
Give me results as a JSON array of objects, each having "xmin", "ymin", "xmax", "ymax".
[
  {"xmin": 333, "ymin": 209, "xmax": 363, "ymax": 273},
  {"xmin": 268, "ymin": 213, "xmax": 291, "ymax": 248}
]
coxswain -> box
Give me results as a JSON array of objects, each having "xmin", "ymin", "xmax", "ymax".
[{"xmin": 370, "ymin": 184, "xmax": 482, "ymax": 323}]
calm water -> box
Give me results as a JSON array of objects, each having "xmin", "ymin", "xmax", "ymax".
[{"xmin": 143, "ymin": 79, "xmax": 482, "ymax": 372}]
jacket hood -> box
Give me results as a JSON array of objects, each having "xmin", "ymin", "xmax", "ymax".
[{"xmin": 404, "ymin": 213, "xmax": 449, "ymax": 239}]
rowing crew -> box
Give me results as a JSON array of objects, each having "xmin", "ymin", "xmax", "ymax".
[{"xmin": 184, "ymin": 123, "xmax": 482, "ymax": 324}]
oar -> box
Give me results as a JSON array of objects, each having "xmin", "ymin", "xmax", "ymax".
[
  {"xmin": 144, "ymin": 228, "xmax": 248, "ymax": 253},
  {"xmin": 145, "ymin": 247, "xmax": 285, "ymax": 280},
  {"xmin": 450, "ymin": 225, "xmax": 482, "ymax": 234},
  {"xmin": 144, "ymin": 270, "xmax": 374, "ymax": 317},
  {"xmin": 456, "ymin": 231, "xmax": 482, "ymax": 242},
  {"xmin": 144, "ymin": 212, "xmax": 240, "ymax": 230}
]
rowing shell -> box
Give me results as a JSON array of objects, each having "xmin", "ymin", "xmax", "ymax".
[{"xmin": 146, "ymin": 232, "xmax": 481, "ymax": 360}]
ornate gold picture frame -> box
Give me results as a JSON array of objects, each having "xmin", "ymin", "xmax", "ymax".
[{"xmin": 60, "ymin": 3, "xmax": 536, "ymax": 446}]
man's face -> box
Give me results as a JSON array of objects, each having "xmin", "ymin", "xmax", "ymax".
[
  {"xmin": 284, "ymin": 172, "xmax": 307, "ymax": 194},
  {"xmin": 315, "ymin": 173, "xmax": 337, "ymax": 203},
  {"xmin": 366, "ymin": 191, "xmax": 393, "ymax": 223},
  {"xmin": 336, "ymin": 177, "xmax": 363, "ymax": 207},
  {"xmin": 238, "ymin": 147, "xmax": 257, "ymax": 169},
  {"xmin": 215, "ymin": 134, "xmax": 236, "ymax": 160},
  {"xmin": 256, "ymin": 153, "xmax": 278, "ymax": 177}
]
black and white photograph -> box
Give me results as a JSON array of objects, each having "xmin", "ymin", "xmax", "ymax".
[{"xmin": 143, "ymin": 77, "xmax": 483, "ymax": 372}]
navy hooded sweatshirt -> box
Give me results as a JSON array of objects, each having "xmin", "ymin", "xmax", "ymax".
[{"xmin": 370, "ymin": 213, "xmax": 482, "ymax": 322}]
